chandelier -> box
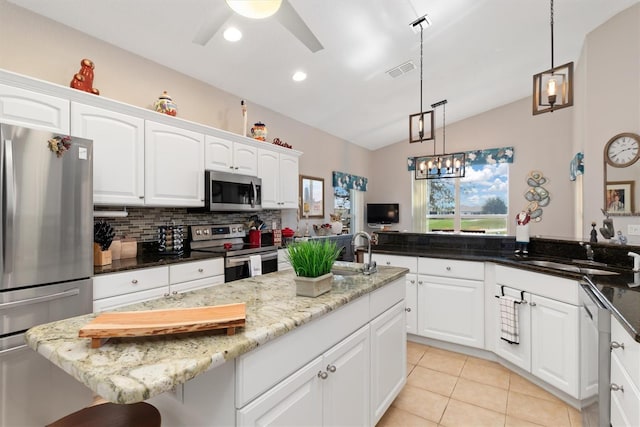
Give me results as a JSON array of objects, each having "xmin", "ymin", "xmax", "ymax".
[
  {"xmin": 415, "ymin": 100, "xmax": 466, "ymax": 179},
  {"xmin": 532, "ymin": 0, "xmax": 573, "ymax": 115}
]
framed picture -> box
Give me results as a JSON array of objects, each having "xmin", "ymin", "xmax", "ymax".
[
  {"xmin": 606, "ymin": 181, "xmax": 635, "ymax": 214},
  {"xmin": 300, "ymin": 175, "xmax": 324, "ymax": 218}
]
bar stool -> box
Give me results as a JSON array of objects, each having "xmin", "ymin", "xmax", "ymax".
[{"xmin": 46, "ymin": 398, "xmax": 161, "ymax": 427}]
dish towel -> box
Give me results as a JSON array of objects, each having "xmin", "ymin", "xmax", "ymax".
[
  {"xmin": 249, "ymin": 254, "xmax": 262, "ymax": 277},
  {"xmin": 499, "ymin": 295, "xmax": 520, "ymax": 344}
]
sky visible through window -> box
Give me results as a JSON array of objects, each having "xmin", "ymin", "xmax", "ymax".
[{"xmin": 460, "ymin": 163, "xmax": 509, "ymax": 214}]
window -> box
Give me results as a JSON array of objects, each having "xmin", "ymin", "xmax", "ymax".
[{"xmin": 412, "ymin": 163, "xmax": 509, "ymax": 234}]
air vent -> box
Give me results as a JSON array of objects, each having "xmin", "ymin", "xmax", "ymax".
[{"xmin": 386, "ymin": 60, "xmax": 416, "ymax": 78}]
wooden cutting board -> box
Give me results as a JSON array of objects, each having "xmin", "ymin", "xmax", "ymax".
[{"xmin": 79, "ymin": 303, "xmax": 246, "ymax": 348}]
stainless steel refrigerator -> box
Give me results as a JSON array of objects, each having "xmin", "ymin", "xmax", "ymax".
[{"xmin": 0, "ymin": 124, "xmax": 94, "ymax": 426}]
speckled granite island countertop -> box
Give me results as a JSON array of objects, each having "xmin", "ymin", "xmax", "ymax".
[{"xmin": 25, "ymin": 264, "xmax": 408, "ymax": 404}]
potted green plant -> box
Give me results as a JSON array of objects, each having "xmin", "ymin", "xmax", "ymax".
[{"xmin": 287, "ymin": 239, "xmax": 341, "ymax": 297}]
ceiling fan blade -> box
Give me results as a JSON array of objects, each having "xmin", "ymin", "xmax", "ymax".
[
  {"xmin": 192, "ymin": 8, "xmax": 233, "ymax": 46},
  {"xmin": 275, "ymin": 0, "xmax": 324, "ymax": 53}
]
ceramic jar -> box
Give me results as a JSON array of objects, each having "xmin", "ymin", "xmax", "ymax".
[
  {"xmin": 154, "ymin": 91, "xmax": 177, "ymax": 116},
  {"xmin": 250, "ymin": 122, "xmax": 267, "ymax": 141}
]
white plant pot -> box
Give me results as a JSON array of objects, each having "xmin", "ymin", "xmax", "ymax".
[{"xmin": 294, "ymin": 272, "xmax": 334, "ymax": 297}]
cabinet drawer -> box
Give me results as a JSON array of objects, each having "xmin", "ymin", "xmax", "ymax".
[
  {"xmin": 611, "ymin": 352, "xmax": 640, "ymax": 427},
  {"xmin": 418, "ymin": 258, "xmax": 484, "ymax": 280},
  {"xmin": 93, "ymin": 267, "xmax": 168, "ymax": 300},
  {"xmin": 611, "ymin": 316, "xmax": 640, "ymax": 388},
  {"xmin": 371, "ymin": 254, "xmax": 417, "ymax": 273},
  {"xmin": 494, "ymin": 265, "xmax": 579, "ymax": 305},
  {"xmin": 169, "ymin": 258, "xmax": 224, "ymax": 284},
  {"xmin": 93, "ymin": 287, "xmax": 167, "ymax": 312}
]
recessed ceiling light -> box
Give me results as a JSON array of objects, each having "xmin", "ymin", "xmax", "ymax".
[
  {"xmin": 223, "ymin": 27, "xmax": 242, "ymax": 42},
  {"xmin": 292, "ymin": 71, "xmax": 307, "ymax": 82}
]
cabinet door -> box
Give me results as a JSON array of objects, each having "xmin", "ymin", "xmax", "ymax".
[
  {"xmin": 530, "ymin": 294, "xmax": 580, "ymax": 398},
  {"xmin": 204, "ymin": 135, "xmax": 233, "ymax": 172},
  {"xmin": 417, "ymin": 275, "xmax": 485, "ymax": 348},
  {"xmin": 279, "ymin": 153, "xmax": 299, "ymax": 208},
  {"xmin": 145, "ymin": 121, "xmax": 204, "ymax": 207},
  {"xmin": 233, "ymin": 142, "xmax": 258, "ymax": 176},
  {"xmin": 0, "ymin": 84, "xmax": 69, "ymax": 133},
  {"xmin": 71, "ymin": 103, "xmax": 144, "ymax": 205},
  {"xmin": 236, "ymin": 356, "xmax": 323, "ymax": 427},
  {"xmin": 494, "ymin": 286, "xmax": 532, "ymax": 372},
  {"xmin": 258, "ymin": 149, "xmax": 280, "ymax": 208},
  {"xmin": 323, "ymin": 325, "xmax": 370, "ymax": 427},
  {"xmin": 405, "ymin": 273, "xmax": 418, "ymax": 334},
  {"xmin": 370, "ymin": 300, "xmax": 406, "ymax": 425},
  {"xmin": 610, "ymin": 352, "xmax": 640, "ymax": 427}
]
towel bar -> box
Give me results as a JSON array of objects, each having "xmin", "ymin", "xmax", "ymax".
[{"xmin": 495, "ymin": 285, "xmax": 527, "ymax": 304}]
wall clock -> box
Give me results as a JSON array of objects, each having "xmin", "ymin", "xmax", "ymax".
[{"xmin": 605, "ymin": 132, "xmax": 640, "ymax": 167}]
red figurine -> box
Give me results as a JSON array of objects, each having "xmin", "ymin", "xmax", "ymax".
[{"xmin": 70, "ymin": 59, "xmax": 100, "ymax": 95}]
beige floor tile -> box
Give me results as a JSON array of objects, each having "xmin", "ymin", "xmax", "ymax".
[
  {"xmin": 505, "ymin": 415, "xmax": 545, "ymax": 427},
  {"xmin": 451, "ymin": 377, "xmax": 508, "ymax": 413},
  {"xmin": 459, "ymin": 360, "xmax": 510, "ymax": 389},
  {"xmin": 440, "ymin": 399, "xmax": 506, "ymax": 427},
  {"xmin": 418, "ymin": 351, "xmax": 466, "ymax": 376},
  {"xmin": 465, "ymin": 355, "xmax": 511, "ymax": 373},
  {"xmin": 509, "ymin": 373, "xmax": 562, "ymax": 403},
  {"xmin": 376, "ymin": 406, "xmax": 438, "ymax": 427},
  {"xmin": 567, "ymin": 405, "xmax": 582, "ymax": 427},
  {"xmin": 426, "ymin": 346, "xmax": 467, "ymax": 361},
  {"xmin": 506, "ymin": 391, "xmax": 571, "ymax": 427},
  {"xmin": 392, "ymin": 384, "xmax": 449, "ymax": 423},
  {"xmin": 408, "ymin": 343, "xmax": 428, "ymax": 365},
  {"xmin": 407, "ymin": 366, "xmax": 459, "ymax": 397}
]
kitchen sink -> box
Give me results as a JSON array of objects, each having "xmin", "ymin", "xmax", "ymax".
[{"xmin": 521, "ymin": 259, "xmax": 619, "ymax": 276}]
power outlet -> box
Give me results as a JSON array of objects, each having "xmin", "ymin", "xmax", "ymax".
[{"xmin": 628, "ymin": 224, "xmax": 640, "ymax": 235}]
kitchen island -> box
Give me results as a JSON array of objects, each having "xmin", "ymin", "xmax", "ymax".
[{"xmin": 26, "ymin": 263, "xmax": 408, "ymax": 426}]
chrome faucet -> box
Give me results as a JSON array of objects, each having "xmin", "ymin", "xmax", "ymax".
[
  {"xmin": 352, "ymin": 231, "xmax": 377, "ymax": 275},
  {"xmin": 629, "ymin": 252, "xmax": 640, "ymax": 272}
]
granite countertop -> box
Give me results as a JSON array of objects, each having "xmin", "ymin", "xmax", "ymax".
[
  {"xmin": 94, "ymin": 250, "xmax": 224, "ymax": 275},
  {"xmin": 25, "ymin": 264, "xmax": 408, "ymax": 404}
]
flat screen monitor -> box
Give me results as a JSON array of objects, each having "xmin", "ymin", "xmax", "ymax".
[{"xmin": 366, "ymin": 203, "xmax": 399, "ymax": 224}]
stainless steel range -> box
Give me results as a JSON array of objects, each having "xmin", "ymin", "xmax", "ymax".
[{"xmin": 189, "ymin": 224, "xmax": 278, "ymax": 282}]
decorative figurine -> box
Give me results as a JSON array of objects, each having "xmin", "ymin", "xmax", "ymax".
[
  {"xmin": 616, "ymin": 230, "xmax": 628, "ymax": 245},
  {"xmin": 70, "ymin": 59, "xmax": 99, "ymax": 95},
  {"xmin": 154, "ymin": 91, "xmax": 177, "ymax": 116},
  {"xmin": 599, "ymin": 208, "xmax": 615, "ymax": 239},
  {"xmin": 250, "ymin": 122, "xmax": 267, "ymax": 141},
  {"xmin": 590, "ymin": 221, "xmax": 598, "ymax": 243},
  {"xmin": 241, "ymin": 100, "xmax": 248, "ymax": 137},
  {"xmin": 515, "ymin": 210, "xmax": 531, "ymax": 256}
]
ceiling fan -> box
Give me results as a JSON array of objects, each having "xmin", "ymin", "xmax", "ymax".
[{"xmin": 193, "ymin": 0, "xmax": 324, "ymax": 53}]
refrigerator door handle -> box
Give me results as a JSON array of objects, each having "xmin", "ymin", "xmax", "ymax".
[
  {"xmin": 0, "ymin": 288, "xmax": 80, "ymax": 310},
  {"xmin": 0, "ymin": 344, "xmax": 28, "ymax": 356},
  {"xmin": 4, "ymin": 138, "xmax": 15, "ymax": 275}
]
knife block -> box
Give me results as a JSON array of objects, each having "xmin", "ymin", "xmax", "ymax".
[{"xmin": 93, "ymin": 243, "xmax": 112, "ymax": 266}]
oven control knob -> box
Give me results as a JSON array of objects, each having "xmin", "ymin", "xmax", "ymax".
[
  {"xmin": 195, "ymin": 229, "xmax": 201, "ymax": 235},
  {"xmin": 203, "ymin": 229, "xmax": 209, "ymax": 235},
  {"xmin": 231, "ymin": 227, "xmax": 237, "ymax": 232},
  {"xmin": 238, "ymin": 226, "xmax": 243, "ymax": 232}
]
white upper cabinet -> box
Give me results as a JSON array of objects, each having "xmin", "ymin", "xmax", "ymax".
[
  {"xmin": 0, "ymin": 83, "xmax": 69, "ymax": 133},
  {"xmin": 145, "ymin": 121, "xmax": 204, "ymax": 207},
  {"xmin": 258, "ymin": 148, "xmax": 299, "ymax": 209},
  {"xmin": 205, "ymin": 135, "xmax": 258, "ymax": 176},
  {"xmin": 71, "ymin": 102, "xmax": 145, "ymax": 205}
]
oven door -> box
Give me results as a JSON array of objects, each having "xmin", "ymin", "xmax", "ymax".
[{"xmin": 225, "ymin": 251, "xmax": 278, "ymax": 282}]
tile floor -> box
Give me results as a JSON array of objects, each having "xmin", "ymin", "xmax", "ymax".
[{"xmin": 377, "ymin": 342, "xmax": 582, "ymax": 427}]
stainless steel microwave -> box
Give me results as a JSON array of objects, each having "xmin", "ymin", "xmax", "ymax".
[{"xmin": 205, "ymin": 170, "xmax": 262, "ymax": 211}]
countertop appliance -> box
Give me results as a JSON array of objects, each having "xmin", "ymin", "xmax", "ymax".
[
  {"xmin": 580, "ymin": 277, "xmax": 611, "ymax": 427},
  {"xmin": 189, "ymin": 223, "xmax": 277, "ymax": 282},
  {"xmin": 0, "ymin": 124, "xmax": 94, "ymax": 425},
  {"xmin": 205, "ymin": 170, "xmax": 262, "ymax": 212}
]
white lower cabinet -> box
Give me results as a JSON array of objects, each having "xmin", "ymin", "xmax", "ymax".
[
  {"xmin": 238, "ymin": 325, "xmax": 370, "ymax": 427},
  {"xmin": 405, "ymin": 273, "xmax": 418, "ymax": 334},
  {"xmin": 610, "ymin": 314, "xmax": 640, "ymax": 427}
]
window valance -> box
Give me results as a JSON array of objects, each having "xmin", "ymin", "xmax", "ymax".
[
  {"xmin": 332, "ymin": 171, "xmax": 368, "ymax": 191},
  {"xmin": 407, "ymin": 146, "xmax": 514, "ymax": 171}
]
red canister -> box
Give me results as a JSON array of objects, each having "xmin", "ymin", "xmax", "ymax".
[{"xmin": 249, "ymin": 229, "xmax": 261, "ymax": 247}]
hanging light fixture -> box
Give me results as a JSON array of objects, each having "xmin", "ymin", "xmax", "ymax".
[
  {"xmin": 409, "ymin": 14, "xmax": 434, "ymax": 143},
  {"xmin": 226, "ymin": 0, "xmax": 282, "ymax": 19},
  {"xmin": 415, "ymin": 100, "xmax": 466, "ymax": 179},
  {"xmin": 532, "ymin": 0, "xmax": 573, "ymax": 115}
]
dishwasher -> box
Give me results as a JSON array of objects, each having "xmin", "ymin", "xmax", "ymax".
[{"xmin": 579, "ymin": 277, "xmax": 611, "ymax": 427}]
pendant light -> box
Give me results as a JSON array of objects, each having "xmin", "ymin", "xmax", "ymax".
[
  {"xmin": 409, "ymin": 14, "xmax": 434, "ymax": 143},
  {"xmin": 414, "ymin": 100, "xmax": 466, "ymax": 179},
  {"xmin": 532, "ymin": 0, "xmax": 573, "ymax": 115}
]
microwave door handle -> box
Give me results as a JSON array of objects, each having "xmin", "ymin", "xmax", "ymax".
[{"xmin": 251, "ymin": 180, "xmax": 257, "ymax": 208}]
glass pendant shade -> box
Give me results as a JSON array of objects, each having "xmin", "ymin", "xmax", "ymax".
[{"xmin": 226, "ymin": 0, "xmax": 282, "ymax": 19}]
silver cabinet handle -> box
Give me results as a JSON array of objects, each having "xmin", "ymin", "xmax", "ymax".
[
  {"xmin": 386, "ymin": 261, "xmax": 391, "ymax": 265},
  {"xmin": 131, "ymin": 279, "xmax": 138, "ymax": 284},
  {"xmin": 529, "ymin": 302, "xmax": 537, "ymax": 306},
  {"xmin": 405, "ymin": 307, "xmax": 411, "ymax": 312},
  {"xmin": 198, "ymin": 268, "xmax": 204, "ymax": 273},
  {"xmin": 172, "ymin": 291, "xmax": 178, "ymax": 295},
  {"xmin": 139, "ymin": 196, "xmax": 144, "ymax": 199},
  {"xmin": 611, "ymin": 383, "xmax": 624, "ymax": 392},
  {"xmin": 418, "ymin": 281, "xmax": 423, "ymax": 285},
  {"xmin": 327, "ymin": 364, "xmax": 336, "ymax": 373},
  {"xmin": 317, "ymin": 371, "xmax": 328, "ymax": 379},
  {"xmin": 409, "ymin": 280, "xmax": 415, "ymax": 284},
  {"xmin": 164, "ymin": 293, "xmax": 170, "ymax": 297},
  {"xmin": 446, "ymin": 266, "xmax": 451, "ymax": 271},
  {"xmin": 611, "ymin": 341, "xmax": 625, "ymax": 350}
]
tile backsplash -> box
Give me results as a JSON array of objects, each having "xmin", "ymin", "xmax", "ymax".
[{"xmin": 95, "ymin": 207, "xmax": 282, "ymax": 242}]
